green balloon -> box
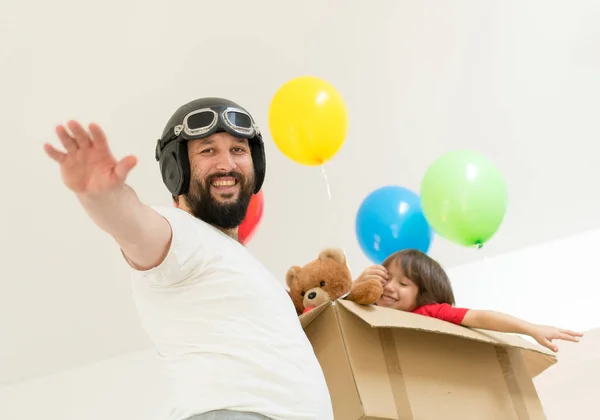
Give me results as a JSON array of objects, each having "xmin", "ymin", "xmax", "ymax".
[{"xmin": 420, "ymin": 150, "xmax": 508, "ymax": 248}]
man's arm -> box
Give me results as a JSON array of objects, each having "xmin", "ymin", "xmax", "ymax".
[
  {"xmin": 77, "ymin": 183, "xmax": 172, "ymax": 271},
  {"xmin": 44, "ymin": 121, "xmax": 174, "ymax": 272}
]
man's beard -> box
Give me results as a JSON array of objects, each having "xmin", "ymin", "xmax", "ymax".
[{"xmin": 184, "ymin": 171, "xmax": 255, "ymax": 230}]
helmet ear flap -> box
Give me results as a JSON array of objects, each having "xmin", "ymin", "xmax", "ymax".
[
  {"xmin": 159, "ymin": 141, "xmax": 191, "ymax": 196},
  {"xmin": 250, "ymin": 134, "xmax": 266, "ymax": 194}
]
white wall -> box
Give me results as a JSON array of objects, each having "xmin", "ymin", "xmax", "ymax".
[
  {"xmin": 4, "ymin": 0, "xmax": 600, "ymax": 387},
  {"xmin": 534, "ymin": 327, "xmax": 600, "ymax": 420},
  {"xmin": 0, "ymin": 349, "xmax": 169, "ymax": 420},
  {"xmin": 1, "ymin": 229, "xmax": 598, "ymax": 420},
  {"xmin": 447, "ymin": 227, "xmax": 600, "ymax": 335}
]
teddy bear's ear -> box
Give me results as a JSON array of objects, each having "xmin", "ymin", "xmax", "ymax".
[
  {"xmin": 318, "ymin": 248, "xmax": 346, "ymax": 265},
  {"xmin": 286, "ymin": 266, "xmax": 302, "ymax": 288}
]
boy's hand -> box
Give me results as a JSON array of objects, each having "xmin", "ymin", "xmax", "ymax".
[
  {"xmin": 530, "ymin": 325, "xmax": 583, "ymax": 352},
  {"xmin": 355, "ymin": 265, "xmax": 388, "ymax": 287}
]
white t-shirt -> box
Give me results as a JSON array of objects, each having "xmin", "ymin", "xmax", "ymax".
[{"xmin": 128, "ymin": 206, "xmax": 333, "ymax": 420}]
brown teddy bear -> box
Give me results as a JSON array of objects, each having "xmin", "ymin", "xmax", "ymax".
[{"xmin": 286, "ymin": 247, "xmax": 383, "ymax": 315}]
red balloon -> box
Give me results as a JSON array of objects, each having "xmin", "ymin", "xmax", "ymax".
[{"xmin": 238, "ymin": 190, "xmax": 264, "ymax": 245}]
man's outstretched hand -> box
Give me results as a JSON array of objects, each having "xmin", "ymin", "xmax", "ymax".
[
  {"xmin": 44, "ymin": 121, "xmax": 137, "ymax": 195},
  {"xmin": 43, "ymin": 120, "xmax": 172, "ymax": 271}
]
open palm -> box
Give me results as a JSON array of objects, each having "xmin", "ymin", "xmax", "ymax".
[{"xmin": 44, "ymin": 121, "xmax": 137, "ymax": 195}]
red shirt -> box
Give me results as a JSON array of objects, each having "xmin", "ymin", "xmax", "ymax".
[{"xmin": 412, "ymin": 303, "xmax": 469, "ymax": 325}]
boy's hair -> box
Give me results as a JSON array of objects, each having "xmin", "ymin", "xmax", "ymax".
[{"xmin": 381, "ymin": 249, "xmax": 456, "ymax": 307}]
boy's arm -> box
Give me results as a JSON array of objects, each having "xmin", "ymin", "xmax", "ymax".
[
  {"xmin": 461, "ymin": 309, "xmax": 583, "ymax": 352},
  {"xmin": 461, "ymin": 310, "xmax": 536, "ymax": 335}
]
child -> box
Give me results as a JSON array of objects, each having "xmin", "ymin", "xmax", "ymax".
[{"xmin": 354, "ymin": 249, "xmax": 583, "ymax": 353}]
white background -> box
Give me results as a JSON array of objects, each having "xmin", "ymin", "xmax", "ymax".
[{"xmin": 1, "ymin": 0, "xmax": 600, "ymax": 416}]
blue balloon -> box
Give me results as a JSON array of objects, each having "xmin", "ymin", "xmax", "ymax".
[{"xmin": 355, "ymin": 185, "xmax": 434, "ymax": 264}]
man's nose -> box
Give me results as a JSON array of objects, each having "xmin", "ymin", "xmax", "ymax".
[{"xmin": 215, "ymin": 152, "xmax": 237, "ymax": 171}]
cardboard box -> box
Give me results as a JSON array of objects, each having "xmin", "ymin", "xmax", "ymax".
[{"xmin": 300, "ymin": 300, "xmax": 557, "ymax": 420}]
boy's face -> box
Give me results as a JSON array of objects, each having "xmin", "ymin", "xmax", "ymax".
[{"xmin": 376, "ymin": 262, "xmax": 419, "ymax": 312}]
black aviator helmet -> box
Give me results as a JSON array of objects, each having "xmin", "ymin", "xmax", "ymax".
[{"xmin": 155, "ymin": 97, "xmax": 266, "ymax": 196}]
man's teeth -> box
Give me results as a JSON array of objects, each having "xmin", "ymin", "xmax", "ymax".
[{"xmin": 212, "ymin": 179, "xmax": 236, "ymax": 187}]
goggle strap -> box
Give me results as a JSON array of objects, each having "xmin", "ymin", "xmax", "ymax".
[{"xmin": 155, "ymin": 127, "xmax": 179, "ymax": 161}]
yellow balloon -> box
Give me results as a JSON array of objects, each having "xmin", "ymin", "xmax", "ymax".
[{"xmin": 268, "ymin": 76, "xmax": 349, "ymax": 166}]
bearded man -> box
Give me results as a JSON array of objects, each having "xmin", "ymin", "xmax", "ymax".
[{"xmin": 44, "ymin": 97, "xmax": 333, "ymax": 420}]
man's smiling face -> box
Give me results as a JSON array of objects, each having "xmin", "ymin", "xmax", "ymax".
[{"xmin": 181, "ymin": 132, "xmax": 255, "ymax": 229}]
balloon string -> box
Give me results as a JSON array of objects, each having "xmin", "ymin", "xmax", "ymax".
[
  {"xmin": 320, "ymin": 164, "xmax": 334, "ymax": 204},
  {"xmin": 320, "ymin": 164, "xmax": 352, "ymax": 274}
]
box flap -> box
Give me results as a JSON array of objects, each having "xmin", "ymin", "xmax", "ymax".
[
  {"xmin": 299, "ymin": 301, "xmax": 332, "ymax": 329},
  {"xmin": 336, "ymin": 300, "xmax": 557, "ymax": 377}
]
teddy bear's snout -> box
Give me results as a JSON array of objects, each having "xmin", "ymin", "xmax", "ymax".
[{"xmin": 303, "ymin": 287, "xmax": 331, "ymax": 309}]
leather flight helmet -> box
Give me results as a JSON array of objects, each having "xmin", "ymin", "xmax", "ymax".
[{"xmin": 155, "ymin": 97, "xmax": 266, "ymax": 196}]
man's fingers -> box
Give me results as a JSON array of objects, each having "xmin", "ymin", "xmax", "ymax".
[
  {"xmin": 114, "ymin": 155, "xmax": 138, "ymax": 180},
  {"xmin": 43, "ymin": 143, "xmax": 66, "ymax": 163},
  {"xmin": 66, "ymin": 120, "xmax": 93, "ymax": 149},
  {"xmin": 89, "ymin": 123, "xmax": 109, "ymax": 150},
  {"xmin": 55, "ymin": 125, "xmax": 78, "ymax": 152}
]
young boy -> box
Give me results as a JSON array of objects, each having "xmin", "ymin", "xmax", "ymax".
[{"xmin": 354, "ymin": 249, "xmax": 583, "ymax": 353}]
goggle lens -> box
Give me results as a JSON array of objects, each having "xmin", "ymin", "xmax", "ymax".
[
  {"xmin": 187, "ymin": 111, "xmax": 216, "ymax": 130},
  {"xmin": 224, "ymin": 110, "xmax": 252, "ymax": 129}
]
